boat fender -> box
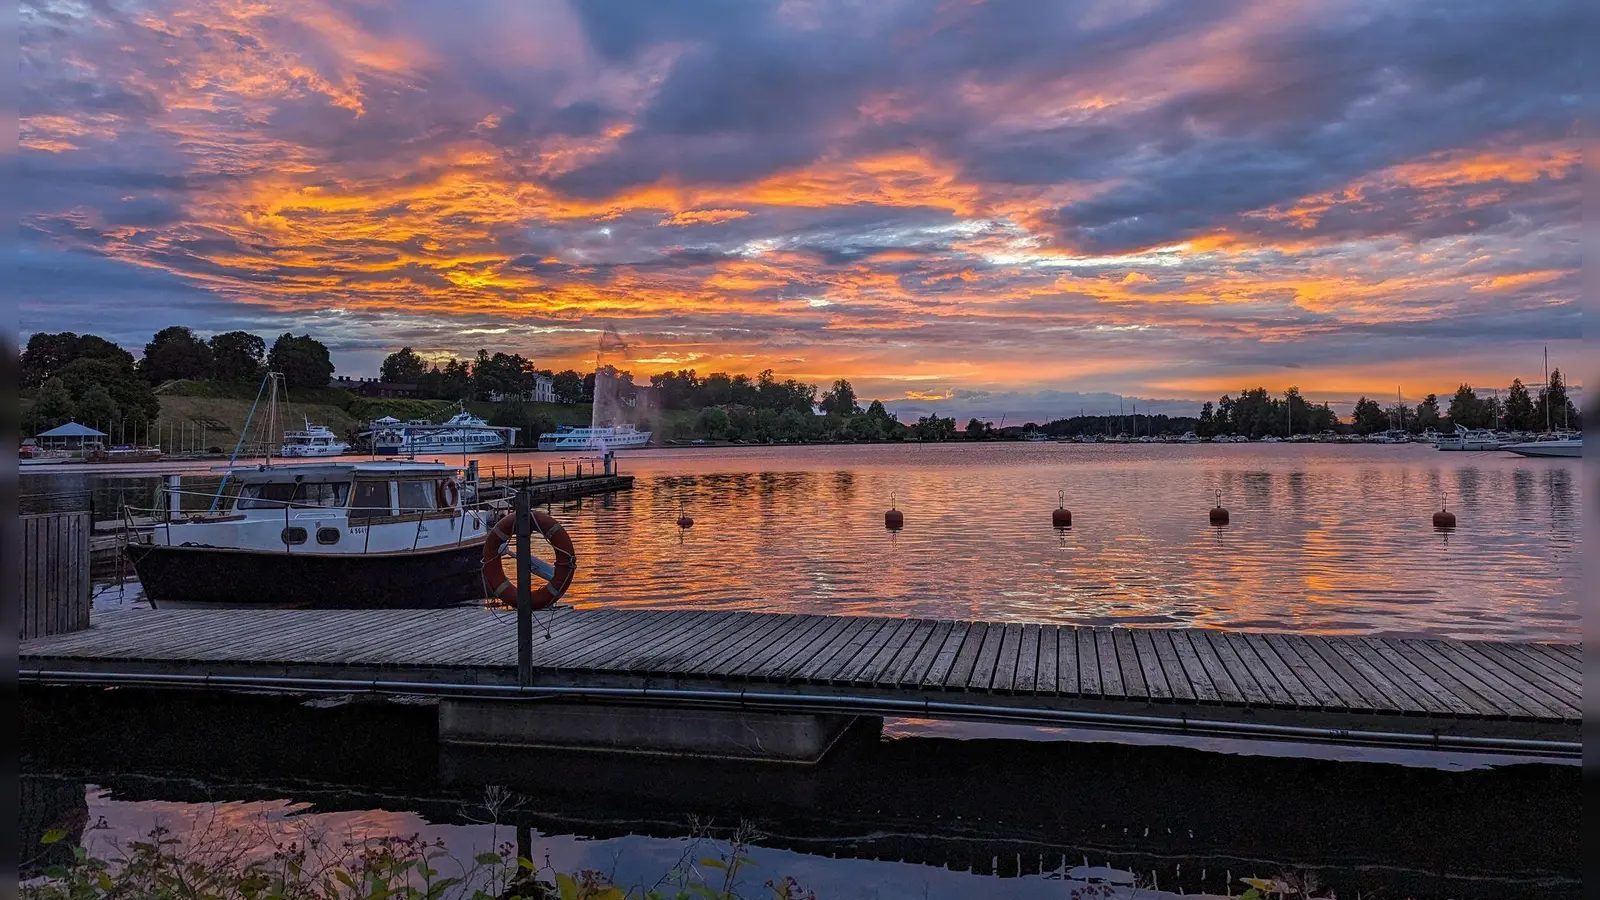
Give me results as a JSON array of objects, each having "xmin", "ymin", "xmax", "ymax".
[{"xmin": 482, "ymin": 510, "xmax": 576, "ymax": 609}]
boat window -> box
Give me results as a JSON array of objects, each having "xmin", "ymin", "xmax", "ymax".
[
  {"xmin": 397, "ymin": 479, "xmax": 438, "ymax": 513},
  {"xmin": 235, "ymin": 482, "xmax": 297, "ymax": 509},
  {"xmin": 351, "ymin": 480, "xmax": 393, "ymax": 519},
  {"xmin": 316, "ymin": 527, "xmax": 341, "ymax": 545},
  {"xmin": 292, "ymin": 482, "xmax": 351, "ymax": 508},
  {"xmin": 281, "ymin": 526, "xmax": 308, "ymax": 545}
]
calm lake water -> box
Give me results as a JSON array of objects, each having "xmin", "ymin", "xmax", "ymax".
[
  {"xmin": 20, "ymin": 443, "xmax": 1582, "ymax": 898},
  {"xmin": 28, "ymin": 442, "xmax": 1582, "ymax": 641}
]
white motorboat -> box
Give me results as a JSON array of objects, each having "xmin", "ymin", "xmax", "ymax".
[
  {"xmin": 1503, "ymin": 434, "xmax": 1582, "ymax": 458},
  {"xmin": 538, "ymin": 423, "xmax": 652, "ymax": 451},
  {"xmin": 126, "ymin": 461, "xmax": 508, "ymax": 608},
  {"xmin": 19, "ymin": 442, "xmax": 75, "ymax": 465},
  {"xmin": 1435, "ymin": 425, "xmax": 1505, "ymax": 451},
  {"xmin": 280, "ymin": 420, "xmax": 349, "ymax": 457},
  {"xmin": 1023, "ymin": 429, "xmax": 1049, "ymax": 442}
]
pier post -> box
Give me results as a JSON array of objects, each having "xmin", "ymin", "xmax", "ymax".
[
  {"xmin": 515, "ymin": 488, "xmax": 532, "ymax": 686},
  {"xmin": 19, "ymin": 513, "xmax": 91, "ymax": 640},
  {"xmin": 165, "ymin": 474, "xmax": 182, "ymax": 519}
]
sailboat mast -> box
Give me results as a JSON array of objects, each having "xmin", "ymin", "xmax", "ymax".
[{"xmin": 1544, "ymin": 346, "xmax": 1551, "ymax": 432}]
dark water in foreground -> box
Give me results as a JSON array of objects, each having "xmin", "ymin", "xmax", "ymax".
[
  {"xmin": 28, "ymin": 442, "xmax": 1582, "ymax": 639},
  {"xmin": 21, "ymin": 690, "xmax": 1581, "ymax": 899}
]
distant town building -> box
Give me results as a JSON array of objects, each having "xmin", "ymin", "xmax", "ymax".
[
  {"xmin": 333, "ymin": 376, "xmax": 418, "ymax": 398},
  {"xmin": 488, "ymin": 374, "xmax": 555, "ymax": 404}
]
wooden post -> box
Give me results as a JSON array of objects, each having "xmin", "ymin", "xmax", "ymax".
[
  {"xmin": 515, "ymin": 488, "xmax": 532, "ymax": 686},
  {"xmin": 19, "ymin": 513, "xmax": 91, "ymax": 640}
]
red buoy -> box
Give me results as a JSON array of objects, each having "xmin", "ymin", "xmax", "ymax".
[
  {"xmin": 1052, "ymin": 490, "xmax": 1072, "ymax": 528},
  {"xmin": 1209, "ymin": 490, "xmax": 1229, "ymax": 526},
  {"xmin": 1433, "ymin": 493, "xmax": 1456, "ymax": 529},
  {"xmin": 885, "ymin": 492, "xmax": 904, "ymax": 530},
  {"xmin": 676, "ymin": 502, "xmax": 693, "ymax": 529}
]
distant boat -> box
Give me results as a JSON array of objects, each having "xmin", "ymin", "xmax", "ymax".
[
  {"xmin": 1023, "ymin": 429, "xmax": 1049, "ymax": 442},
  {"xmin": 538, "ymin": 423, "xmax": 651, "ymax": 451},
  {"xmin": 1435, "ymin": 425, "xmax": 1505, "ymax": 451},
  {"xmin": 87, "ymin": 445, "xmax": 162, "ymax": 462},
  {"xmin": 360, "ymin": 409, "xmax": 514, "ymax": 455},
  {"xmin": 1178, "ymin": 431, "xmax": 1200, "ymax": 444},
  {"xmin": 1503, "ymin": 434, "xmax": 1581, "ymax": 458},
  {"xmin": 280, "ymin": 420, "xmax": 349, "ymax": 457}
]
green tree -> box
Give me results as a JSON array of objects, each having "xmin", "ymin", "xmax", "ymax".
[
  {"xmin": 138, "ymin": 326, "xmax": 212, "ymax": 383},
  {"xmin": 1196, "ymin": 402, "xmax": 1215, "ymax": 437},
  {"xmin": 695, "ymin": 406, "xmax": 730, "ymax": 439},
  {"xmin": 487, "ymin": 401, "xmax": 554, "ymax": 447},
  {"xmin": 819, "ymin": 379, "xmax": 860, "ymax": 416},
  {"xmin": 1447, "ymin": 384, "xmax": 1486, "ymax": 429},
  {"xmin": 208, "ymin": 331, "xmax": 265, "ymax": 382},
  {"xmin": 28, "ymin": 377, "xmax": 75, "ymax": 432},
  {"xmin": 1536, "ymin": 368, "xmax": 1578, "ymax": 431},
  {"xmin": 74, "ymin": 384, "xmax": 118, "ymax": 426},
  {"xmin": 847, "ymin": 413, "xmax": 884, "ymax": 442},
  {"xmin": 1504, "ymin": 379, "xmax": 1535, "ymax": 431},
  {"xmin": 1352, "ymin": 396, "xmax": 1388, "ymax": 434},
  {"xmin": 965, "ymin": 417, "xmax": 989, "ymax": 439},
  {"xmin": 913, "ymin": 414, "xmax": 957, "ymax": 441},
  {"xmin": 21, "ymin": 332, "xmax": 135, "ymax": 387},
  {"xmin": 551, "ymin": 370, "xmax": 587, "ymax": 404},
  {"xmin": 776, "ymin": 408, "xmax": 813, "ymax": 442},
  {"xmin": 380, "ymin": 347, "xmax": 427, "ymax": 383},
  {"xmin": 57, "ymin": 357, "xmax": 160, "ymax": 426},
  {"xmin": 267, "ymin": 334, "xmax": 335, "ymax": 390},
  {"xmin": 1415, "ymin": 394, "xmax": 1442, "ymax": 433}
]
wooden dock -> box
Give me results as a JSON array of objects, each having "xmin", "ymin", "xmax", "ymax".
[{"xmin": 19, "ymin": 608, "xmax": 1580, "ymax": 758}]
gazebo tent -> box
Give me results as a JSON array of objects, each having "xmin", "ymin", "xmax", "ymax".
[{"xmin": 33, "ymin": 421, "xmax": 108, "ymax": 449}]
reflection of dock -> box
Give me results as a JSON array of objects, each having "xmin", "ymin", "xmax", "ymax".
[{"xmin": 21, "ymin": 608, "xmax": 1580, "ymax": 759}]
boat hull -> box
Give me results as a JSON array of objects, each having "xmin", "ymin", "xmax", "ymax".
[
  {"xmin": 1504, "ymin": 442, "xmax": 1581, "ymax": 458},
  {"xmin": 126, "ymin": 541, "xmax": 488, "ymax": 609}
]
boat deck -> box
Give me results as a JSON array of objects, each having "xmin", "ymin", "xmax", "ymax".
[{"xmin": 20, "ymin": 607, "xmax": 1581, "ymax": 757}]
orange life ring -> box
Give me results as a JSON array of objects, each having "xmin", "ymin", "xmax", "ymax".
[
  {"xmin": 481, "ymin": 510, "xmax": 575, "ymax": 609},
  {"xmin": 438, "ymin": 479, "xmax": 461, "ymax": 508}
]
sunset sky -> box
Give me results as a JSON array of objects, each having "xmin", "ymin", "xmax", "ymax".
[{"xmin": 17, "ymin": 0, "xmax": 1582, "ymax": 420}]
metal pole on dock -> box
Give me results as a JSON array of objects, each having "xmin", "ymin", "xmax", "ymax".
[{"xmin": 515, "ymin": 488, "xmax": 533, "ymax": 686}]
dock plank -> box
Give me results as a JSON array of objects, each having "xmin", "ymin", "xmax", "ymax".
[
  {"xmin": 1299, "ymin": 636, "xmax": 1400, "ymax": 713},
  {"xmin": 1424, "ymin": 639, "xmax": 1567, "ymax": 721},
  {"xmin": 837, "ymin": 618, "xmax": 909, "ymax": 685},
  {"xmin": 1075, "ymin": 627, "xmax": 1101, "ymax": 697},
  {"xmin": 744, "ymin": 615, "xmax": 833, "ymax": 680},
  {"xmin": 1221, "ymin": 632, "xmax": 1298, "ymax": 707},
  {"xmin": 1111, "ymin": 628, "xmax": 1146, "ymax": 699},
  {"xmin": 1184, "ymin": 627, "xmax": 1241, "ymax": 704},
  {"xmin": 1256, "ymin": 633, "xmax": 1341, "ymax": 709},
  {"xmin": 1459, "ymin": 642, "xmax": 1579, "ymax": 715},
  {"xmin": 1151, "ymin": 630, "xmax": 1199, "ymax": 703},
  {"xmin": 1036, "ymin": 626, "xmax": 1060, "ymax": 695},
  {"xmin": 1485, "ymin": 643, "xmax": 1580, "ymax": 697},
  {"xmin": 671, "ymin": 612, "xmax": 780, "ymax": 676},
  {"xmin": 921, "ymin": 622, "xmax": 972, "ymax": 688},
  {"xmin": 1386, "ymin": 639, "xmax": 1518, "ymax": 718},
  {"xmin": 756, "ymin": 616, "xmax": 847, "ymax": 682},
  {"xmin": 1093, "ymin": 629, "xmax": 1124, "ymax": 698},
  {"xmin": 897, "ymin": 621, "xmax": 954, "ymax": 687},
  {"xmin": 879, "ymin": 619, "xmax": 939, "ymax": 686},
  {"xmin": 702, "ymin": 614, "xmax": 803, "ymax": 678},
  {"xmin": 784, "ymin": 617, "xmax": 867, "ymax": 683},
  {"xmin": 1013, "ymin": 624, "xmax": 1040, "ymax": 695},
  {"xmin": 966, "ymin": 623, "xmax": 1011, "ymax": 693},
  {"xmin": 987, "ymin": 623, "xmax": 1023, "ymax": 694},
  {"xmin": 945, "ymin": 623, "xmax": 991, "ymax": 691},
  {"xmin": 1130, "ymin": 629, "xmax": 1174, "ymax": 702},
  {"xmin": 809, "ymin": 618, "xmax": 889, "ymax": 684}
]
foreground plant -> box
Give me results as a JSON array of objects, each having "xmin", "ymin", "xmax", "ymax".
[{"xmin": 23, "ymin": 824, "xmax": 814, "ymax": 900}]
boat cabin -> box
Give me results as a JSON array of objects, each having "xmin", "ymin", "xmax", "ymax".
[
  {"xmin": 228, "ymin": 462, "xmax": 465, "ymax": 521},
  {"xmin": 151, "ymin": 461, "xmax": 488, "ymax": 556}
]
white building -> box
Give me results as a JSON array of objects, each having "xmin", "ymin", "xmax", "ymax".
[{"xmin": 489, "ymin": 374, "xmax": 555, "ymax": 404}]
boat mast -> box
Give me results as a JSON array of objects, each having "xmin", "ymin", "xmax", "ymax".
[{"xmin": 1544, "ymin": 345, "xmax": 1551, "ymax": 433}]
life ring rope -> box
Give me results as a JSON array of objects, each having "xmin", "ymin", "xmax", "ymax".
[{"xmin": 481, "ymin": 509, "xmax": 576, "ymax": 609}]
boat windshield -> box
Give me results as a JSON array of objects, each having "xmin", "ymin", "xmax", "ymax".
[{"xmin": 236, "ymin": 481, "xmax": 351, "ymax": 509}]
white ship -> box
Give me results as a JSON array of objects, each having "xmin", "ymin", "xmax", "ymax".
[
  {"xmin": 1503, "ymin": 433, "xmax": 1582, "ymax": 458},
  {"xmin": 538, "ymin": 423, "xmax": 651, "ymax": 451},
  {"xmin": 360, "ymin": 409, "xmax": 515, "ymax": 455},
  {"xmin": 280, "ymin": 421, "xmax": 349, "ymax": 457}
]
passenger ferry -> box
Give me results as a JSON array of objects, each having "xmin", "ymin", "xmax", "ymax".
[
  {"xmin": 537, "ymin": 423, "xmax": 652, "ymax": 451},
  {"xmin": 279, "ymin": 420, "xmax": 349, "ymax": 457},
  {"xmin": 125, "ymin": 461, "xmax": 504, "ymax": 608},
  {"xmin": 359, "ymin": 409, "xmax": 516, "ymax": 455}
]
